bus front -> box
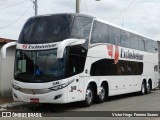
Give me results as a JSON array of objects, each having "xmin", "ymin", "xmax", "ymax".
[{"xmin": 13, "ymin": 14, "xmax": 93, "ymax": 103}]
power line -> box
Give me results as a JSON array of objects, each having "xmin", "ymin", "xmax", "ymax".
[
  {"xmin": 0, "ymin": 3, "xmax": 32, "ymax": 29},
  {"xmin": 110, "ymin": 0, "xmax": 136, "ymax": 21},
  {"xmin": 0, "ymin": 0, "xmax": 28, "ymax": 11}
]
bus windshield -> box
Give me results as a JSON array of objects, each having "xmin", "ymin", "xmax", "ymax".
[
  {"xmin": 14, "ymin": 49, "xmax": 67, "ymax": 83},
  {"xmin": 18, "ymin": 15, "xmax": 72, "ymax": 44},
  {"xmin": 18, "ymin": 14, "xmax": 93, "ymax": 47}
]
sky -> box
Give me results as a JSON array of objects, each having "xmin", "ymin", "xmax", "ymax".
[{"xmin": 0, "ymin": 0, "xmax": 160, "ymax": 40}]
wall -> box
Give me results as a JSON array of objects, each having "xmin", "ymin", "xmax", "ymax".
[{"xmin": 0, "ymin": 44, "xmax": 16, "ymax": 97}]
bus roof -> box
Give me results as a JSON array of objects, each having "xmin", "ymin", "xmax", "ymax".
[{"xmin": 31, "ymin": 13, "xmax": 94, "ymax": 19}]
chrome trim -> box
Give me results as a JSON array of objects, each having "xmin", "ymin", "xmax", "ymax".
[{"xmin": 14, "ymin": 88, "xmax": 52, "ymax": 95}]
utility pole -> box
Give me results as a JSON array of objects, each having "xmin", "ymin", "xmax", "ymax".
[
  {"xmin": 32, "ymin": 0, "xmax": 38, "ymax": 16},
  {"xmin": 76, "ymin": 0, "xmax": 80, "ymax": 13},
  {"xmin": 76, "ymin": 0, "xmax": 101, "ymax": 13},
  {"xmin": 35, "ymin": 0, "xmax": 38, "ymax": 16}
]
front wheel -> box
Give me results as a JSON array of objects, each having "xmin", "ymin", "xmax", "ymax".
[{"xmin": 82, "ymin": 85, "xmax": 94, "ymax": 107}]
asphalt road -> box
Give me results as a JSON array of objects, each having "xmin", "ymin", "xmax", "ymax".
[{"xmin": 2, "ymin": 89, "xmax": 160, "ymax": 120}]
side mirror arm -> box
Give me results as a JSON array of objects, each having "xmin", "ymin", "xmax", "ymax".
[
  {"xmin": 1, "ymin": 42, "xmax": 17, "ymax": 59},
  {"xmin": 57, "ymin": 39, "xmax": 86, "ymax": 58}
]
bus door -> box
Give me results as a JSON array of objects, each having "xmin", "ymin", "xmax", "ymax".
[
  {"xmin": 67, "ymin": 74, "xmax": 80, "ymax": 102},
  {"xmin": 67, "ymin": 54, "xmax": 80, "ymax": 102}
]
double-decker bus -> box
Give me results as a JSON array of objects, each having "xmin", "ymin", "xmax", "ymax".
[{"xmin": 11, "ymin": 13, "xmax": 158, "ymax": 107}]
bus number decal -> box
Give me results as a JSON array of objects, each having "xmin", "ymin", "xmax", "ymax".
[{"xmin": 70, "ymin": 86, "xmax": 76, "ymax": 92}]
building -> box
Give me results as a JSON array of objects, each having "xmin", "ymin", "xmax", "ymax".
[{"xmin": 0, "ymin": 38, "xmax": 16, "ymax": 97}]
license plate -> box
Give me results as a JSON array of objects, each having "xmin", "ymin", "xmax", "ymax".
[{"xmin": 30, "ymin": 98, "xmax": 39, "ymax": 103}]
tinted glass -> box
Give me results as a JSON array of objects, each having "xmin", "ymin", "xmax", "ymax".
[
  {"xmin": 91, "ymin": 21, "xmax": 109, "ymax": 44},
  {"xmin": 139, "ymin": 38, "xmax": 145, "ymax": 51},
  {"xmin": 18, "ymin": 15, "xmax": 72, "ymax": 44},
  {"xmin": 67, "ymin": 46, "xmax": 87, "ymax": 77},
  {"xmin": 14, "ymin": 49, "xmax": 67, "ymax": 83},
  {"xmin": 90, "ymin": 59, "xmax": 143, "ymax": 76},
  {"xmin": 70, "ymin": 17, "xmax": 92, "ymax": 40},
  {"xmin": 70, "ymin": 16, "xmax": 93, "ymax": 48},
  {"xmin": 129, "ymin": 33, "xmax": 140, "ymax": 49},
  {"xmin": 109, "ymin": 26, "xmax": 121, "ymax": 45},
  {"xmin": 145, "ymin": 39, "xmax": 157, "ymax": 53},
  {"xmin": 90, "ymin": 21, "xmax": 156, "ymax": 53},
  {"xmin": 120, "ymin": 30, "xmax": 131, "ymax": 48}
]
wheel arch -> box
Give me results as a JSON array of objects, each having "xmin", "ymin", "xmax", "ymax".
[
  {"xmin": 142, "ymin": 79, "xmax": 147, "ymax": 86},
  {"xmin": 83, "ymin": 79, "xmax": 98, "ymax": 100}
]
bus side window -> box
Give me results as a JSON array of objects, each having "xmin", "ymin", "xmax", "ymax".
[
  {"xmin": 67, "ymin": 46, "xmax": 87, "ymax": 77},
  {"xmin": 91, "ymin": 21, "xmax": 109, "ymax": 44},
  {"xmin": 71, "ymin": 16, "xmax": 92, "ymax": 40},
  {"xmin": 109, "ymin": 26, "xmax": 121, "ymax": 45},
  {"xmin": 127, "ymin": 66, "xmax": 132, "ymax": 75},
  {"xmin": 68, "ymin": 55, "xmax": 79, "ymax": 75}
]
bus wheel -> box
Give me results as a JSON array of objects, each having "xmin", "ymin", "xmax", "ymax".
[
  {"xmin": 82, "ymin": 85, "xmax": 94, "ymax": 107},
  {"xmin": 97, "ymin": 84, "xmax": 106, "ymax": 103},
  {"xmin": 146, "ymin": 84, "xmax": 151, "ymax": 94},
  {"xmin": 140, "ymin": 82, "xmax": 146, "ymax": 95}
]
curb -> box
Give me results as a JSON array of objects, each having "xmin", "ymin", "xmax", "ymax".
[{"xmin": 0, "ymin": 102, "xmax": 28, "ymax": 109}]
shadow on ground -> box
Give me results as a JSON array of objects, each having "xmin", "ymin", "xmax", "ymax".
[{"xmin": 14, "ymin": 91, "xmax": 157, "ymax": 113}]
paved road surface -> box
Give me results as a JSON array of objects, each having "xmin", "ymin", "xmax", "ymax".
[{"xmin": 1, "ymin": 89, "xmax": 160, "ymax": 120}]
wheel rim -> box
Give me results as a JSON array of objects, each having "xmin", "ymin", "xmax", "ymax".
[
  {"xmin": 86, "ymin": 89, "xmax": 93, "ymax": 104},
  {"xmin": 99, "ymin": 86, "xmax": 105, "ymax": 100}
]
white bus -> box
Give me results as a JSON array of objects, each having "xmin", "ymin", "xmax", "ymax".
[{"xmin": 11, "ymin": 13, "xmax": 158, "ymax": 107}]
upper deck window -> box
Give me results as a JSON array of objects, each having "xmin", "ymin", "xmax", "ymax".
[
  {"xmin": 18, "ymin": 14, "xmax": 93, "ymax": 49},
  {"xmin": 70, "ymin": 16, "xmax": 93, "ymax": 48},
  {"xmin": 91, "ymin": 21, "xmax": 109, "ymax": 44},
  {"xmin": 70, "ymin": 17, "xmax": 93, "ymax": 40},
  {"xmin": 18, "ymin": 15, "xmax": 72, "ymax": 44}
]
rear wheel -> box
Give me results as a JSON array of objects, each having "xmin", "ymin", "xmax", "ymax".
[
  {"xmin": 146, "ymin": 84, "xmax": 151, "ymax": 94},
  {"xmin": 82, "ymin": 85, "xmax": 94, "ymax": 107},
  {"xmin": 140, "ymin": 82, "xmax": 146, "ymax": 95},
  {"xmin": 96, "ymin": 84, "xmax": 106, "ymax": 103}
]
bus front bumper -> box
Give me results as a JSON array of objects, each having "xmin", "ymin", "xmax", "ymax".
[{"xmin": 12, "ymin": 88, "xmax": 68, "ymax": 104}]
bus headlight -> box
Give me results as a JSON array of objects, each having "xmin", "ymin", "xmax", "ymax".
[
  {"xmin": 12, "ymin": 84, "xmax": 21, "ymax": 90},
  {"xmin": 49, "ymin": 79, "xmax": 74, "ymax": 91}
]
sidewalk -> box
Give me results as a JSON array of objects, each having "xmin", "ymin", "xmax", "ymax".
[
  {"xmin": 0, "ymin": 97, "xmax": 27, "ymax": 109},
  {"xmin": 0, "ymin": 97, "xmax": 13, "ymax": 105}
]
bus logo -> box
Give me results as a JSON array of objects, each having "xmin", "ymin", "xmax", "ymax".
[
  {"xmin": 107, "ymin": 45, "xmax": 119, "ymax": 64},
  {"xmin": 22, "ymin": 44, "xmax": 28, "ymax": 49}
]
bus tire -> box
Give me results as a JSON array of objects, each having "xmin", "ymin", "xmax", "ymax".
[
  {"xmin": 82, "ymin": 85, "xmax": 94, "ymax": 107},
  {"xmin": 140, "ymin": 81, "xmax": 146, "ymax": 95},
  {"xmin": 96, "ymin": 84, "xmax": 106, "ymax": 103},
  {"xmin": 146, "ymin": 84, "xmax": 151, "ymax": 94}
]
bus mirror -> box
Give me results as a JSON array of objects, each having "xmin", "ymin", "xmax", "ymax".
[
  {"xmin": 1, "ymin": 42, "xmax": 17, "ymax": 59},
  {"xmin": 57, "ymin": 39, "xmax": 86, "ymax": 58}
]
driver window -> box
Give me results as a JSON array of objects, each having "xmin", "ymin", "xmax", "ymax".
[{"xmin": 67, "ymin": 46, "xmax": 87, "ymax": 77}]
